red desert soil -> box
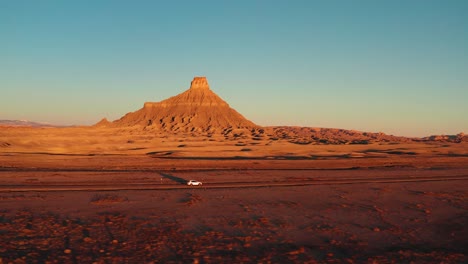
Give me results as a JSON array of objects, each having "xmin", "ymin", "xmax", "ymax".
[
  {"xmin": 1, "ymin": 77, "xmax": 467, "ymax": 263},
  {"xmin": 0, "ymin": 127, "xmax": 467, "ymax": 263}
]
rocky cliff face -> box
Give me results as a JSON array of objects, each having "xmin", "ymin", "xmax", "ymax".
[
  {"xmin": 110, "ymin": 77, "xmax": 257, "ymax": 133},
  {"xmin": 189, "ymin": 77, "xmax": 210, "ymax": 90}
]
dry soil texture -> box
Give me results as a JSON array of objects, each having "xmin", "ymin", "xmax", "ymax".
[{"xmin": 0, "ymin": 127, "xmax": 467, "ymax": 263}]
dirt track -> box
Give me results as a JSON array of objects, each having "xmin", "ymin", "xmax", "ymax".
[
  {"xmin": 1, "ymin": 169, "xmax": 468, "ymax": 192},
  {"xmin": 1, "ymin": 175, "xmax": 467, "ymax": 263}
]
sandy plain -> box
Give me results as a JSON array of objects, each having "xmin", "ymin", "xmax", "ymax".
[{"xmin": 0, "ymin": 126, "xmax": 467, "ymax": 263}]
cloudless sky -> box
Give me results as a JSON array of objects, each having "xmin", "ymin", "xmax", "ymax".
[{"xmin": 1, "ymin": 0, "xmax": 467, "ymax": 137}]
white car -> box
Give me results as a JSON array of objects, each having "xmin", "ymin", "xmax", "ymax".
[{"xmin": 187, "ymin": 180, "xmax": 202, "ymax": 186}]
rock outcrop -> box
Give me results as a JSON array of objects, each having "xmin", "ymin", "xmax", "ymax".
[
  {"xmin": 189, "ymin": 77, "xmax": 210, "ymax": 90},
  {"xmin": 109, "ymin": 77, "xmax": 257, "ymax": 133},
  {"xmin": 422, "ymin": 132, "xmax": 468, "ymax": 143},
  {"xmin": 93, "ymin": 118, "xmax": 111, "ymax": 127}
]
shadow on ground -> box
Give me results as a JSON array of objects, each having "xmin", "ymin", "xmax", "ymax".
[{"xmin": 159, "ymin": 172, "xmax": 188, "ymax": 184}]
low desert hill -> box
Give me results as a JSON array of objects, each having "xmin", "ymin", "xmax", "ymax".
[
  {"xmin": 422, "ymin": 133, "xmax": 468, "ymax": 143},
  {"xmin": 0, "ymin": 120, "xmax": 58, "ymax": 128},
  {"xmin": 266, "ymin": 126, "xmax": 413, "ymax": 145}
]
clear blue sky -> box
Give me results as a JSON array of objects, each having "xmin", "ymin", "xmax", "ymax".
[{"xmin": 1, "ymin": 0, "xmax": 467, "ymax": 137}]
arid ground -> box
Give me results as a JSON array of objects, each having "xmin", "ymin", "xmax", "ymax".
[{"xmin": 1, "ymin": 126, "xmax": 467, "ymax": 263}]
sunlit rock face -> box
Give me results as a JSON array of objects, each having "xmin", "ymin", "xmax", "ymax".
[
  {"xmin": 109, "ymin": 77, "xmax": 257, "ymax": 133},
  {"xmin": 189, "ymin": 76, "xmax": 210, "ymax": 90}
]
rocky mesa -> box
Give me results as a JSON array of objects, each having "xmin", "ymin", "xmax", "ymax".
[
  {"xmin": 106, "ymin": 77, "xmax": 257, "ymax": 133},
  {"xmin": 94, "ymin": 76, "xmax": 465, "ymax": 144}
]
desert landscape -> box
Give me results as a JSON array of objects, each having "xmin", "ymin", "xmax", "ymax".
[{"xmin": 0, "ymin": 77, "xmax": 467, "ymax": 263}]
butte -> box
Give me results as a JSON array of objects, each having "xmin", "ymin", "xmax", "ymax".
[{"xmin": 97, "ymin": 77, "xmax": 258, "ymax": 134}]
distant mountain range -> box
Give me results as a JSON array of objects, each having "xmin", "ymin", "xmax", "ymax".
[{"xmin": 0, "ymin": 120, "xmax": 59, "ymax": 127}]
